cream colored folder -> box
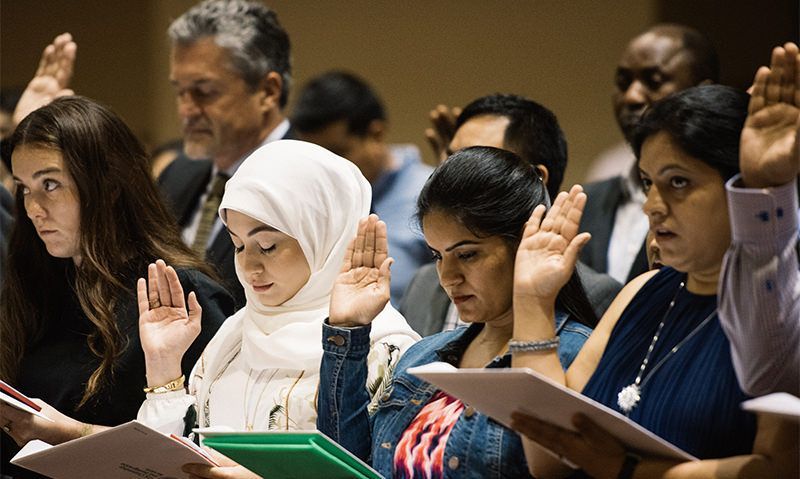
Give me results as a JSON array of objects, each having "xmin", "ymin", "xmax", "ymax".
[{"xmin": 11, "ymin": 420, "xmax": 217, "ymax": 479}]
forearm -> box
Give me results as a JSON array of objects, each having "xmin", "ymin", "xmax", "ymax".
[
  {"xmin": 642, "ymin": 414, "xmax": 798, "ymax": 479},
  {"xmin": 512, "ymin": 299, "xmax": 568, "ymax": 384},
  {"xmin": 317, "ymin": 321, "xmax": 374, "ymax": 461},
  {"xmin": 719, "ymin": 177, "xmax": 800, "ymax": 395}
]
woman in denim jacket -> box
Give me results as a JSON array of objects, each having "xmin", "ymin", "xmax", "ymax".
[{"xmin": 319, "ymin": 146, "xmax": 598, "ymax": 478}]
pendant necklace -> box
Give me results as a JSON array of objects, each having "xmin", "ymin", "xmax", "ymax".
[{"xmin": 616, "ymin": 281, "xmax": 718, "ymax": 415}]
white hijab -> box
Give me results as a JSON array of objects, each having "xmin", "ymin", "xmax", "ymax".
[{"xmin": 194, "ymin": 140, "xmax": 411, "ymax": 406}]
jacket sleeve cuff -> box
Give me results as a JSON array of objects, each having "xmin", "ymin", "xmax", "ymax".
[
  {"xmin": 322, "ymin": 319, "xmax": 372, "ymax": 357},
  {"xmin": 726, "ymin": 174, "xmax": 798, "ymax": 244}
]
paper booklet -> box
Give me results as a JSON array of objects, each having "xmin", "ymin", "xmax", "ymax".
[
  {"xmin": 0, "ymin": 379, "xmax": 53, "ymax": 422},
  {"xmin": 197, "ymin": 429, "xmax": 383, "ymax": 479},
  {"xmin": 742, "ymin": 392, "xmax": 800, "ymax": 421},
  {"xmin": 408, "ymin": 362, "xmax": 697, "ymax": 462},
  {"xmin": 11, "ymin": 420, "xmax": 218, "ymax": 479}
]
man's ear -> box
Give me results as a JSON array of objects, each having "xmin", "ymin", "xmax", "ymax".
[
  {"xmin": 258, "ymin": 71, "xmax": 283, "ymax": 112},
  {"xmin": 698, "ymin": 78, "xmax": 714, "ymax": 86},
  {"xmin": 536, "ymin": 164, "xmax": 550, "ymax": 186},
  {"xmin": 367, "ymin": 119, "xmax": 386, "ymax": 142}
]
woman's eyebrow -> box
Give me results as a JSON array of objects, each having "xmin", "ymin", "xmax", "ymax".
[{"xmin": 12, "ymin": 166, "xmax": 62, "ymax": 183}]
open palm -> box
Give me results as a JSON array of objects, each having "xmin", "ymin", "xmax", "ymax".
[
  {"xmin": 329, "ymin": 215, "xmax": 392, "ymax": 327},
  {"xmin": 740, "ymin": 42, "xmax": 800, "ymax": 188},
  {"xmin": 137, "ymin": 260, "xmax": 202, "ymax": 363},
  {"xmin": 14, "ymin": 33, "xmax": 76, "ymax": 125},
  {"xmin": 514, "ymin": 186, "xmax": 591, "ymax": 301}
]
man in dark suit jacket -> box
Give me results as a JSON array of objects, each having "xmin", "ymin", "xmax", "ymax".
[
  {"xmin": 579, "ymin": 24, "xmax": 720, "ymax": 284},
  {"xmin": 158, "ymin": 1, "xmax": 294, "ymax": 309}
]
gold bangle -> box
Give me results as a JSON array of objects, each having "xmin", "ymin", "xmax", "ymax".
[{"xmin": 143, "ymin": 375, "xmax": 185, "ymax": 394}]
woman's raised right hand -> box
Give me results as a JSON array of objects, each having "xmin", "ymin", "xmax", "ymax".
[{"xmin": 137, "ymin": 259, "xmax": 202, "ymax": 387}]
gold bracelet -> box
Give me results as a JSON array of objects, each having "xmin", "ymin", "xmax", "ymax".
[
  {"xmin": 143, "ymin": 375, "xmax": 185, "ymax": 394},
  {"xmin": 79, "ymin": 422, "xmax": 93, "ymax": 437}
]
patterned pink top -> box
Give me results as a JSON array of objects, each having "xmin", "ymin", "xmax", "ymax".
[{"xmin": 393, "ymin": 391, "xmax": 465, "ymax": 478}]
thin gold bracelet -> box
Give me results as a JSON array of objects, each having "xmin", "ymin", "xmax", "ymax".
[{"xmin": 143, "ymin": 375, "xmax": 185, "ymax": 394}]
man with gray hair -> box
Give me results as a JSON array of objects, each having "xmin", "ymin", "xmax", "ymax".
[{"xmin": 158, "ymin": 0, "xmax": 294, "ymax": 309}]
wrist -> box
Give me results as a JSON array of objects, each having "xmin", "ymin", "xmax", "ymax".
[
  {"xmin": 328, "ymin": 314, "xmax": 367, "ymax": 328},
  {"xmin": 145, "ymin": 358, "xmax": 183, "ymax": 388},
  {"xmin": 513, "ymin": 300, "xmax": 557, "ymax": 339},
  {"xmin": 143, "ymin": 375, "xmax": 185, "ymax": 394}
]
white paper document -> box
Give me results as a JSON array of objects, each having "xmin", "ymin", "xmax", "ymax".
[
  {"xmin": 742, "ymin": 392, "xmax": 800, "ymax": 421},
  {"xmin": 0, "ymin": 380, "xmax": 53, "ymax": 422},
  {"xmin": 408, "ymin": 362, "xmax": 697, "ymax": 461},
  {"xmin": 11, "ymin": 420, "xmax": 217, "ymax": 479}
]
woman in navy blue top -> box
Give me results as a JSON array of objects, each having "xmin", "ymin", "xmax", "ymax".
[{"xmin": 508, "ymin": 85, "xmax": 796, "ymax": 478}]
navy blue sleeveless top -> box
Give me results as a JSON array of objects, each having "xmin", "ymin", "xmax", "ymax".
[{"xmin": 581, "ymin": 268, "xmax": 756, "ymax": 458}]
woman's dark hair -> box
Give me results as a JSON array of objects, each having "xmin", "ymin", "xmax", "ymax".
[
  {"xmin": 631, "ymin": 85, "xmax": 749, "ymax": 181},
  {"xmin": 0, "ymin": 96, "xmax": 216, "ymax": 407},
  {"xmin": 416, "ymin": 146, "xmax": 597, "ymax": 328}
]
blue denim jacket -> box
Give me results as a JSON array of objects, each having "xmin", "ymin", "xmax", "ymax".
[{"xmin": 318, "ymin": 311, "xmax": 592, "ymax": 478}]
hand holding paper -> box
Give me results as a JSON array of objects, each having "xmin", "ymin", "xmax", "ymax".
[
  {"xmin": 181, "ymin": 451, "xmax": 262, "ymax": 479},
  {"xmin": 0, "ymin": 393, "xmax": 86, "ymax": 447}
]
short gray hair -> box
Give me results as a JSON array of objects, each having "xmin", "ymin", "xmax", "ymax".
[{"xmin": 169, "ymin": 0, "xmax": 292, "ymax": 107}]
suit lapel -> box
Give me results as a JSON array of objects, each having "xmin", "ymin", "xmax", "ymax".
[{"xmin": 158, "ymin": 156, "xmax": 213, "ymax": 227}]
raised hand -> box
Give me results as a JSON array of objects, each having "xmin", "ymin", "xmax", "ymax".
[
  {"xmin": 13, "ymin": 33, "xmax": 77, "ymax": 125},
  {"xmin": 329, "ymin": 214, "xmax": 393, "ymax": 327},
  {"xmin": 740, "ymin": 42, "xmax": 800, "ymax": 188},
  {"xmin": 137, "ymin": 260, "xmax": 201, "ymax": 387},
  {"xmin": 424, "ymin": 104, "xmax": 462, "ymax": 164},
  {"xmin": 514, "ymin": 185, "xmax": 591, "ymax": 302}
]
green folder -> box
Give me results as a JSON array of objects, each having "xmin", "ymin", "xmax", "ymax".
[{"xmin": 200, "ymin": 430, "xmax": 383, "ymax": 479}]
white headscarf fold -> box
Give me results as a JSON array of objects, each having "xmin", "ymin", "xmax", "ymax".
[{"xmin": 194, "ymin": 140, "xmax": 413, "ymax": 407}]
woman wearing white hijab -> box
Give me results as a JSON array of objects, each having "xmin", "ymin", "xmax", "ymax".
[{"xmin": 136, "ymin": 140, "xmax": 419, "ymax": 441}]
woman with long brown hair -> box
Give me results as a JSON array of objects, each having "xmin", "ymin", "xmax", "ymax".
[{"xmin": 0, "ymin": 96, "xmax": 233, "ymax": 475}]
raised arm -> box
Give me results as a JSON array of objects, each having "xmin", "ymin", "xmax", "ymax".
[
  {"xmin": 719, "ymin": 41, "xmax": 800, "ymax": 396},
  {"xmin": 319, "ymin": 214, "xmax": 393, "ymax": 461},
  {"xmin": 739, "ymin": 42, "xmax": 800, "ymax": 189},
  {"xmin": 138, "ymin": 260, "xmax": 202, "ymax": 389},
  {"xmin": 511, "ymin": 185, "xmax": 592, "ymax": 382},
  {"xmin": 13, "ymin": 33, "xmax": 76, "ymax": 126}
]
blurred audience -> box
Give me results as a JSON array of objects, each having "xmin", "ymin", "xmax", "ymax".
[
  {"xmin": 580, "ymin": 24, "xmax": 720, "ymax": 284},
  {"xmin": 292, "ymin": 71, "xmax": 433, "ymax": 306}
]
